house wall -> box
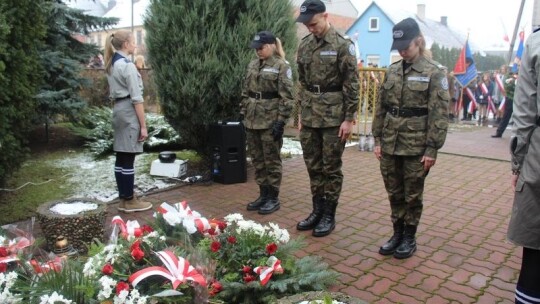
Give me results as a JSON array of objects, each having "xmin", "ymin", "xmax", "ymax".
[{"xmin": 347, "ymin": 5, "xmax": 395, "ymax": 67}]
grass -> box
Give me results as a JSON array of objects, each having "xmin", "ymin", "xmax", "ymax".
[
  {"xmin": 0, "ymin": 126, "xmax": 205, "ymax": 226},
  {"xmin": 0, "ymin": 151, "xmax": 76, "ymax": 226}
]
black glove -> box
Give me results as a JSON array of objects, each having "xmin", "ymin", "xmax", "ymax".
[{"xmin": 271, "ymin": 120, "xmax": 285, "ymax": 141}]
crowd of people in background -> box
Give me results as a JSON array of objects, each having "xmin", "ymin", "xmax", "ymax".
[{"xmin": 446, "ymin": 64, "xmax": 517, "ymax": 137}]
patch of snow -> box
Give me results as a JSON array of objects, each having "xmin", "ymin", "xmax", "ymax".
[
  {"xmin": 51, "ymin": 153, "xmax": 178, "ymax": 203},
  {"xmin": 47, "ymin": 138, "xmax": 357, "ymax": 204},
  {"xmin": 49, "ymin": 202, "xmax": 98, "ymax": 215}
]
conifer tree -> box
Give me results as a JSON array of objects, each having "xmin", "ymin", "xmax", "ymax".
[
  {"xmin": 0, "ymin": 0, "xmax": 47, "ymax": 185},
  {"xmin": 37, "ymin": 1, "xmax": 118, "ymax": 140},
  {"xmin": 145, "ymin": 0, "xmax": 298, "ymax": 151}
]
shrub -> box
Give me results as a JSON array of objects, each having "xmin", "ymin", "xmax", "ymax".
[{"xmin": 70, "ymin": 107, "xmax": 181, "ymax": 157}]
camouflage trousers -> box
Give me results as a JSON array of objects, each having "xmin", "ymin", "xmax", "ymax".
[
  {"xmin": 246, "ymin": 128, "xmax": 283, "ymax": 191},
  {"xmin": 379, "ymin": 153, "xmax": 426, "ymax": 226},
  {"xmin": 300, "ymin": 126, "xmax": 345, "ymax": 203}
]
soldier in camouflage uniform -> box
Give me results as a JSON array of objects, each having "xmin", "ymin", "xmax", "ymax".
[
  {"xmin": 295, "ymin": 0, "xmax": 360, "ymax": 237},
  {"xmin": 240, "ymin": 31, "xmax": 294, "ymax": 215},
  {"xmin": 372, "ymin": 18, "xmax": 449, "ymax": 259}
]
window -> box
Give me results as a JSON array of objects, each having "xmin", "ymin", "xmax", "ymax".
[
  {"xmin": 369, "ymin": 17, "xmax": 379, "ymax": 31},
  {"xmin": 366, "ymin": 55, "xmax": 380, "ymax": 68},
  {"xmin": 136, "ymin": 30, "xmax": 143, "ymax": 46}
]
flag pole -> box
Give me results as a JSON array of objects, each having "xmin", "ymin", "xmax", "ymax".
[{"xmin": 506, "ymin": 0, "xmax": 526, "ymax": 64}]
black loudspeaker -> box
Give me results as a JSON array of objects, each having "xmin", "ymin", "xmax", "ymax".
[{"xmin": 208, "ymin": 122, "xmax": 247, "ymax": 184}]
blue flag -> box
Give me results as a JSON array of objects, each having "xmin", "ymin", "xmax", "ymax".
[
  {"xmin": 454, "ymin": 40, "xmax": 478, "ymax": 87},
  {"xmin": 512, "ymin": 31, "xmax": 525, "ymax": 73}
]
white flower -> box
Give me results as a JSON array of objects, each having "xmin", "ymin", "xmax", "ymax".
[
  {"xmin": 114, "ymin": 289, "xmax": 129, "ymax": 304},
  {"xmin": 1, "ymin": 272, "xmax": 21, "ymax": 303},
  {"xmin": 268, "ymin": 222, "xmax": 290, "ymax": 243},
  {"xmin": 97, "ymin": 276, "xmax": 117, "ymax": 300},
  {"xmin": 39, "ymin": 292, "xmax": 72, "ymax": 304},
  {"xmin": 224, "ymin": 213, "xmax": 243, "ymax": 224}
]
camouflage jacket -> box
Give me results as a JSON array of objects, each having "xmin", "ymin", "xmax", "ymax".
[
  {"xmin": 240, "ymin": 55, "xmax": 294, "ymax": 130},
  {"xmin": 296, "ymin": 25, "xmax": 359, "ymax": 128},
  {"xmin": 372, "ymin": 56, "xmax": 449, "ymax": 158}
]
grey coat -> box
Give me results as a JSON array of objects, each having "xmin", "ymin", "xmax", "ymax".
[{"xmin": 507, "ymin": 30, "xmax": 540, "ymax": 250}]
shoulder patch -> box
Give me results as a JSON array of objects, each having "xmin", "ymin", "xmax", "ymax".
[
  {"xmin": 349, "ymin": 44, "xmax": 356, "ymax": 56},
  {"xmin": 441, "ymin": 77, "xmax": 449, "ymax": 90},
  {"xmin": 286, "ymin": 68, "xmax": 292, "ymax": 80}
]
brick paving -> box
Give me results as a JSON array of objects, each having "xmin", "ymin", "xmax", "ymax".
[{"xmin": 31, "ymin": 123, "xmax": 522, "ymax": 303}]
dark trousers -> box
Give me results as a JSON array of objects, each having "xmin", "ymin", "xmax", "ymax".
[
  {"xmin": 515, "ymin": 247, "xmax": 540, "ymax": 303},
  {"xmin": 496, "ymin": 98, "xmax": 514, "ymax": 135}
]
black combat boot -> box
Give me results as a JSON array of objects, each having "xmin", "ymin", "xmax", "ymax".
[
  {"xmin": 258, "ymin": 187, "xmax": 280, "ymax": 214},
  {"xmin": 312, "ymin": 201, "xmax": 337, "ymax": 237},
  {"xmin": 247, "ymin": 185, "xmax": 268, "ymax": 211},
  {"xmin": 296, "ymin": 196, "xmax": 324, "ymax": 231},
  {"xmin": 379, "ymin": 219, "xmax": 405, "ymax": 255},
  {"xmin": 393, "ymin": 225, "xmax": 417, "ymax": 259}
]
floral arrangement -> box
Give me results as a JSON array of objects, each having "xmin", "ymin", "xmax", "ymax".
[
  {"xmin": 1, "ymin": 201, "xmax": 338, "ymax": 304},
  {"xmin": 155, "ymin": 201, "xmax": 339, "ymax": 304}
]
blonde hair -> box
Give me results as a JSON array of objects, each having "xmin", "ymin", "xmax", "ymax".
[
  {"xmin": 416, "ymin": 34, "xmax": 432, "ymax": 59},
  {"xmin": 274, "ymin": 37, "xmax": 286, "ymax": 59},
  {"xmin": 104, "ymin": 30, "xmax": 133, "ymax": 74}
]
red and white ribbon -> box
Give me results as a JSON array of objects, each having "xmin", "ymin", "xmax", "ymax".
[
  {"xmin": 29, "ymin": 256, "xmax": 63, "ymax": 274},
  {"xmin": 465, "ymin": 87, "xmax": 477, "ymax": 113},
  {"xmin": 253, "ymin": 256, "xmax": 283, "ymax": 286},
  {"xmin": 480, "ymin": 82, "xmax": 497, "ymax": 114},
  {"xmin": 157, "ymin": 202, "xmax": 210, "ymax": 234},
  {"xmin": 111, "ymin": 216, "xmax": 142, "ymax": 239},
  {"xmin": 494, "ymin": 74, "xmax": 506, "ymax": 97},
  {"xmin": 129, "ymin": 250, "xmax": 206, "ymax": 289}
]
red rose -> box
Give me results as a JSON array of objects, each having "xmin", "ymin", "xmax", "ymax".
[
  {"xmin": 243, "ymin": 273, "xmax": 255, "ymax": 283},
  {"xmin": 131, "ymin": 247, "xmax": 145, "ymax": 261},
  {"xmin": 130, "ymin": 240, "xmax": 141, "ymax": 251},
  {"xmin": 0, "ymin": 247, "xmax": 8, "ymax": 257},
  {"xmin": 0, "ymin": 263, "xmax": 7, "ymax": 273},
  {"xmin": 227, "ymin": 236, "xmax": 237, "ymax": 244},
  {"xmin": 102, "ymin": 263, "xmax": 114, "ymax": 275},
  {"xmin": 216, "ymin": 221, "xmax": 227, "ymax": 231},
  {"xmin": 133, "ymin": 228, "xmax": 143, "ymax": 238},
  {"xmin": 141, "ymin": 225, "xmax": 153, "ymax": 234},
  {"xmin": 115, "ymin": 281, "xmax": 130, "ymax": 295},
  {"xmin": 242, "ymin": 265, "xmax": 252, "ymax": 273},
  {"xmin": 207, "ymin": 228, "xmax": 217, "ymax": 236},
  {"xmin": 266, "ymin": 243, "xmax": 278, "ymax": 255},
  {"xmin": 210, "ymin": 241, "xmax": 221, "ymax": 252},
  {"xmin": 209, "ymin": 280, "xmax": 223, "ymax": 296}
]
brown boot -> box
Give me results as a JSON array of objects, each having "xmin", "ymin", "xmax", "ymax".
[
  {"xmin": 123, "ymin": 196, "xmax": 153, "ymax": 213},
  {"xmin": 117, "ymin": 199, "xmax": 127, "ymax": 212}
]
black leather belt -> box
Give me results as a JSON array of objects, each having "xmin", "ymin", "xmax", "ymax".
[
  {"xmin": 248, "ymin": 91, "xmax": 279, "ymax": 99},
  {"xmin": 387, "ymin": 106, "xmax": 428, "ymax": 118},
  {"xmin": 307, "ymin": 85, "xmax": 341, "ymax": 94},
  {"xmin": 114, "ymin": 95, "xmax": 131, "ymax": 101}
]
